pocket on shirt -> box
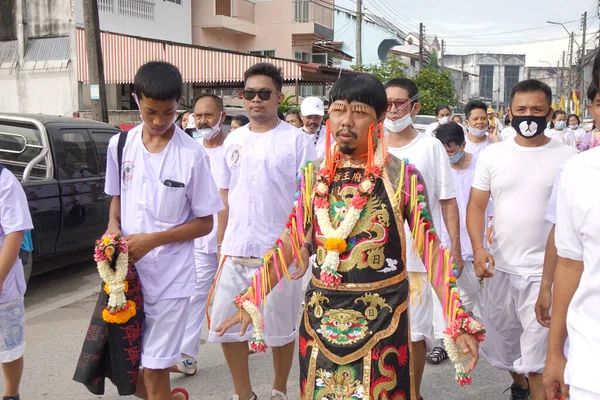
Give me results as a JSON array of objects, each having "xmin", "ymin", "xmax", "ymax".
[
  {"xmin": 268, "ymin": 154, "xmax": 296, "ymax": 181},
  {"xmin": 156, "ymin": 184, "xmax": 186, "ymax": 223}
]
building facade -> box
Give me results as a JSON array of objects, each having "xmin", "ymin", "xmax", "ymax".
[{"xmin": 444, "ymin": 53, "xmax": 526, "ymax": 109}]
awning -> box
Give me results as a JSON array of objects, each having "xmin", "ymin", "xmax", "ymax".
[
  {"xmin": 0, "ymin": 40, "xmax": 18, "ymax": 71},
  {"xmin": 76, "ymin": 29, "xmax": 303, "ymax": 84}
]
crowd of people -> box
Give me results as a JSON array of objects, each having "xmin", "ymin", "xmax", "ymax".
[{"xmin": 0, "ymin": 53, "xmax": 599, "ymax": 400}]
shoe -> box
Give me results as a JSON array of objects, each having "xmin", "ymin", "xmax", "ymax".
[
  {"xmin": 231, "ymin": 393, "xmax": 257, "ymax": 400},
  {"xmin": 171, "ymin": 388, "xmax": 189, "ymax": 400},
  {"xmin": 504, "ymin": 380, "xmax": 531, "ymax": 400},
  {"xmin": 176, "ymin": 355, "xmax": 197, "ymax": 376},
  {"xmin": 270, "ymin": 389, "xmax": 288, "ymax": 400},
  {"xmin": 426, "ymin": 346, "xmax": 449, "ymax": 365}
]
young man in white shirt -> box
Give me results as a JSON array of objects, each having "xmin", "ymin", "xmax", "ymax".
[
  {"xmin": 435, "ymin": 122, "xmax": 488, "ymax": 318},
  {"xmin": 467, "ymin": 79, "xmax": 577, "ymax": 400},
  {"xmin": 384, "ymin": 78, "xmax": 463, "ymax": 400},
  {"xmin": 544, "ymin": 147, "xmax": 600, "ymax": 400},
  {"xmin": 104, "ymin": 62, "xmax": 223, "ymax": 400},
  {"xmin": 464, "ymin": 100, "xmax": 500, "ymax": 157},
  {"xmin": 0, "ymin": 164, "xmax": 33, "ymax": 400},
  {"xmin": 208, "ymin": 63, "xmax": 316, "ymax": 400},
  {"xmin": 171, "ymin": 93, "xmax": 230, "ymax": 376},
  {"xmin": 300, "ymin": 96, "xmax": 327, "ymax": 159}
]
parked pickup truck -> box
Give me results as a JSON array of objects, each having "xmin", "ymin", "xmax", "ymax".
[{"xmin": 0, "ymin": 114, "xmax": 121, "ymax": 281}]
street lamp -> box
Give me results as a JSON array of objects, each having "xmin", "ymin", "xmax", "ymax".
[
  {"xmin": 540, "ymin": 60, "xmax": 561, "ymax": 104},
  {"xmin": 547, "ymin": 21, "xmax": 580, "ymax": 49}
]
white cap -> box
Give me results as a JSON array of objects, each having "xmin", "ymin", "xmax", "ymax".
[
  {"xmin": 185, "ymin": 115, "xmax": 196, "ymax": 130},
  {"xmin": 301, "ymin": 97, "xmax": 324, "ymax": 117}
]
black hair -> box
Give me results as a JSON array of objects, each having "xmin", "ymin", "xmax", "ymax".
[
  {"xmin": 134, "ymin": 61, "xmax": 183, "ymax": 101},
  {"xmin": 231, "ymin": 115, "xmax": 249, "ymax": 126},
  {"xmin": 464, "ymin": 100, "xmax": 487, "ymax": 120},
  {"xmin": 567, "ymin": 114, "xmax": 581, "ymax": 125},
  {"xmin": 384, "ymin": 78, "xmax": 419, "ymax": 103},
  {"xmin": 193, "ymin": 93, "xmax": 224, "ymax": 111},
  {"xmin": 510, "ymin": 79, "xmax": 552, "ymax": 108},
  {"xmin": 329, "ymin": 74, "xmax": 388, "ymax": 119},
  {"xmin": 452, "ymin": 115, "xmax": 463, "ymax": 122},
  {"xmin": 175, "ymin": 109, "xmax": 191, "ymax": 129},
  {"xmin": 244, "ymin": 63, "xmax": 284, "ymax": 92},
  {"xmin": 278, "ymin": 111, "xmax": 285, "ymax": 120},
  {"xmin": 504, "ymin": 114, "xmax": 511, "ymax": 126},
  {"xmin": 435, "ymin": 122, "xmax": 465, "ymax": 147},
  {"xmin": 588, "ymin": 49, "xmax": 600, "ymax": 101},
  {"xmin": 286, "ymin": 109, "xmax": 301, "ymax": 119},
  {"xmin": 435, "ymin": 105, "xmax": 451, "ymax": 116}
]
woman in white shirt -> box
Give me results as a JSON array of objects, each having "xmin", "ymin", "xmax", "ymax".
[
  {"xmin": 567, "ymin": 114, "xmax": 587, "ymax": 144},
  {"xmin": 424, "ymin": 105, "xmax": 451, "ymax": 136},
  {"xmin": 545, "ymin": 110, "xmax": 577, "ymax": 148}
]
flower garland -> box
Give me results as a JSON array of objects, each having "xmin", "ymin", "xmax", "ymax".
[
  {"xmin": 235, "ymin": 289, "xmax": 267, "ymax": 352},
  {"xmin": 394, "ymin": 157, "xmax": 486, "ymax": 386},
  {"xmin": 314, "ymin": 133, "xmax": 385, "ymax": 287},
  {"xmin": 94, "ymin": 234, "xmax": 136, "ymax": 324}
]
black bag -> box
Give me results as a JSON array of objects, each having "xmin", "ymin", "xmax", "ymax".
[{"xmin": 73, "ymin": 131, "xmax": 145, "ymax": 395}]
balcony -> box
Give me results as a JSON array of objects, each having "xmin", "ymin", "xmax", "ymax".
[
  {"xmin": 216, "ymin": 0, "xmax": 255, "ymax": 23},
  {"xmin": 293, "ymin": 0, "xmax": 333, "ymax": 40}
]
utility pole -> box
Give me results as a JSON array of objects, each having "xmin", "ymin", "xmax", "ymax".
[
  {"xmin": 83, "ymin": 0, "xmax": 108, "ymax": 122},
  {"xmin": 561, "ymin": 51, "xmax": 566, "ymax": 102},
  {"xmin": 441, "ymin": 39, "xmax": 445, "ymax": 67},
  {"xmin": 580, "ymin": 11, "xmax": 587, "ymax": 115},
  {"xmin": 419, "ymin": 23, "xmax": 424, "ymax": 70},
  {"xmin": 569, "ymin": 32, "xmax": 574, "ymax": 114},
  {"xmin": 355, "ymin": 0, "xmax": 362, "ymax": 67},
  {"xmin": 460, "ymin": 55, "xmax": 464, "ymax": 103}
]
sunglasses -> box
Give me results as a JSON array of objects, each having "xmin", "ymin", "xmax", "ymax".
[
  {"xmin": 242, "ymin": 89, "xmax": 275, "ymax": 101},
  {"xmin": 387, "ymin": 99, "xmax": 411, "ymax": 111}
]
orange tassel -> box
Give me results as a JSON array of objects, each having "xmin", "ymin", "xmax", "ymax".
[
  {"xmin": 378, "ymin": 122, "xmax": 388, "ymax": 163},
  {"xmin": 367, "ymin": 123, "xmax": 374, "ymax": 171}
]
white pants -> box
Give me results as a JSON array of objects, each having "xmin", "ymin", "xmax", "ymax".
[
  {"xmin": 571, "ymin": 387, "xmax": 600, "ymax": 400},
  {"xmin": 480, "ymin": 270, "xmax": 548, "ymax": 374},
  {"xmin": 180, "ymin": 251, "xmax": 219, "ymax": 361},
  {"xmin": 208, "ymin": 257, "xmax": 302, "ymax": 347},
  {"xmin": 458, "ymin": 260, "xmax": 483, "ymax": 318},
  {"xmin": 409, "ymin": 272, "xmax": 445, "ymax": 343},
  {"xmin": 142, "ymin": 298, "xmax": 190, "ymax": 369}
]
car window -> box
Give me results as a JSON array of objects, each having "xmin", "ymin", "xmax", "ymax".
[
  {"xmin": 0, "ymin": 121, "xmax": 46, "ymax": 181},
  {"xmin": 90, "ymin": 130, "xmax": 119, "ymax": 174},
  {"xmin": 58, "ymin": 130, "xmax": 99, "ymax": 179},
  {"xmin": 414, "ymin": 116, "xmax": 437, "ymax": 125}
]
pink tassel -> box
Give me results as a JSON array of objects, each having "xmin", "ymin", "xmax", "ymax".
[
  {"xmin": 404, "ymin": 164, "xmax": 410, "ymax": 205},
  {"xmin": 272, "ymin": 249, "xmax": 283, "ymax": 291},
  {"xmin": 436, "ymin": 245, "xmax": 444, "ymax": 286}
]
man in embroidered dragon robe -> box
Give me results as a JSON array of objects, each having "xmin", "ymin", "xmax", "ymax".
[{"xmin": 216, "ymin": 74, "xmax": 480, "ymax": 400}]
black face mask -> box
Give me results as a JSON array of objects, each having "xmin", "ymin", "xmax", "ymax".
[{"xmin": 511, "ymin": 110, "xmax": 552, "ymax": 139}]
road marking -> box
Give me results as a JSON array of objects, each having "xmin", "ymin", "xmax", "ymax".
[{"xmin": 25, "ymin": 285, "xmax": 100, "ymax": 321}]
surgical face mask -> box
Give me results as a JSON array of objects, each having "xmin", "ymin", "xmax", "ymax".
[
  {"xmin": 384, "ymin": 111, "xmax": 413, "ymax": 132},
  {"xmin": 448, "ymin": 151, "xmax": 464, "ymax": 164},
  {"xmin": 438, "ymin": 116, "xmax": 450, "ymax": 125},
  {"xmin": 512, "ymin": 113, "xmax": 550, "ymax": 139},
  {"xmin": 569, "ymin": 124, "xmax": 579, "ymax": 130},
  {"xmin": 468, "ymin": 126, "xmax": 488, "ymax": 138},
  {"xmin": 195, "ymin": 118, "xmax": 222, "ymax": 140},
  {"xmin": 555, "ymin": 121, "xmax": 566, "ymax": 130}
]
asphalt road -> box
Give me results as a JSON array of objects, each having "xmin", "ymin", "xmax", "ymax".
[{"xmin": 4, "ymin": 262, "xmax": 515, "ymax": 399}]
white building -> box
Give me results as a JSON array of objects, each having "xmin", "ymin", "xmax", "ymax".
[{"xmin": 443, "ymin": 53, "xmax": 526, "ymax": 109}]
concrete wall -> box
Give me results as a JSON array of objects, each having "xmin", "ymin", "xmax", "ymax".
[
  {"xmin": 74, "ymin": 0, "xmax": 192, "ymax": 43},
  {"xmin": 79, "ymin": 83, "xmax": 120, "ymax": 111},
  {"xmin": 0, "ymin": 70, "xmax": 77, "ymax": 115},
  {"xmin": 26, "ymin": 0, "xmax": 73, "ymax": 38}
]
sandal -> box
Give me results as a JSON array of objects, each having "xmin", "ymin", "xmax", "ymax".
[
  {"xmin": 172, "ymin": 388, "xmax": 189, "ymax": 400},
  {"xmin": 426, "ymin": 346, "xmax": 449, "ymax": 365}
]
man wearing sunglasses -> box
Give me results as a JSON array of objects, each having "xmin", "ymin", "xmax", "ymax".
[
  {"xmin": 384, "ymin": 78, "xmax": 463, "ymax": 400},
  {"xmin": 208, "ymin": 63, "xmax": 316, "ymax": 400}
]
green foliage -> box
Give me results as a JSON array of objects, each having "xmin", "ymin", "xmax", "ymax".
[
  {"xmin": 278, "ymin": 93, "xmax": 299, "ymax": 114},
  {"xmin": 423, "ymin": 50, "xmax": 440, "ymax": 71},
  {"xmin": 351, "ymin": 55, "xmax": 407, "ymax": 83},
  {"xmin": 413, "ymin": 67, "xmax": 457, "ymax": 115}
]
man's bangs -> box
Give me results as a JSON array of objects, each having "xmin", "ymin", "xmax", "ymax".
[{"xmin": 329, "ymin": 75, "xmax": 387, "ymax": 118}]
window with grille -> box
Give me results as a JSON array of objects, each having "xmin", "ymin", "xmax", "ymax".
[
  {"xmin": 479, "ymin": 65, "xmax": 494, "ymax": 102},
  {"xmin": 504, "ymin": 66, "xmax": 520, "ymax": 104},
  {"xmin": 249, "ymin": 50, "xmax": 275, "ymax": 57},
  {"xmin": 118, "ymin": 0, "xmax": 155, "ymax": 21}
]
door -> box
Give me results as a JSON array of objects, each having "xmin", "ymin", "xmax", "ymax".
[
  {"xmin": 90, "ymin": 129, "xmax": 120, "ymax": 227},
  {"xmin": 51, "ymin": 128, "xmax": 105, "ymax": 254}
]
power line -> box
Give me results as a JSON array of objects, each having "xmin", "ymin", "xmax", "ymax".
[
  {"xmin": 441, "ymin": 20, "xmax": 579, "ymax": 39},
  {"xmin": 362, "ymin": 0, "xmax": 415, "ymax": 34},
  {"xmin": 377, "ymin": 0, "xmax": 419, "ymax": 30}
]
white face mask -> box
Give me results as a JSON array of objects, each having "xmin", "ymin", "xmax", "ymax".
[
  {"xmin": 195, "ymin": 118, "xmax": 222, "ymax": 140},
  {"xmin": 438, "ymin": 116, "xmax": 450, "ymax": 125},
  {"xmin": 384, "ymin": 113, "xmax": 413, "ymax": 133},
  {"xmin": 468, "ymin": 126, "xmax": 488, "ymax": 138}
]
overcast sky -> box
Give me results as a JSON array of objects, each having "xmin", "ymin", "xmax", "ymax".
[{"xmin": 354, "ymin": 0, "xmax": 599, "ymax": 67}]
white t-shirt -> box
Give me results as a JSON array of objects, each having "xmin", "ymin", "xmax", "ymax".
[
  {"xmin": 441, "ymin": 156, "xmax": 491, "ymax": 261},
  {"xmin": 545, "ymin": 128, "xmax": 577, "ymax": 148},
  {"xmin": 545, "ymin": 163, "xmax": 565, "ymax": 225},
  {"xmin": 105, "ymin": 124, "xmax": 224, "ymax": 303},
  {"xmin": 425, "ymin": 122, "xmax": 440, "ymax": 137},
  {"xmin": 194, "ymin": 142, "xmax": 227, "ymax": 255},
  {"xmin": 500, "ymin": 126, "xmax": 517, "ymax": 141},
  {"xmin": 571, "ymin": 127, "xmax": 587, "ymax": 142},
  {"xmin": 219, "ymin": 121, "xmax": 316, "ymax": 258},
  {"xmin": 0, "ymin": 167, "xmax": 33, "ymax": 303},
  {"xmin": 388, "ymin": 133, "xmax": 456, "ymax": 272},
  {"xmin": 472, "ymin": 138, "xmax": 577, "ymax": 276},
  {"xmin": 300, "ymin": 125, "xmax": 329, "ymax": 160},
  {"xmin": 555, "ymin": 148, "xmax": 600, "ymax": 395},
  {"xmin": 465, "ymin": 135, "xmax": 494, "ymax": 158}
]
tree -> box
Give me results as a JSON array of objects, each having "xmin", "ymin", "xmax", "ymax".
[
  {"xmin": 278, "ymin": 93, "xmax": 300, "ymax": 114},
  {"xmin": 413, "ymin": 67, "xmax": 457, "ymax": 115},
  {"xmin": 351, "ymin": 54, "xmax": 407, "ymax": 83}
]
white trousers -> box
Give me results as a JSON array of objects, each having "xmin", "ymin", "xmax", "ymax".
[
  {"xmin": 570, "ymin": 387, "xmax": 600, "ymax": 400},
  {"xmin": 457, "ymin": 260, "xmax": 483, "ymax": 318},
  {"xmin": 409, "ymin": 272, "xmax": 445, "ymax": 343},
  {"xmin": 180, "ymin": 251, "xmax": 219, "ymax": 361}
]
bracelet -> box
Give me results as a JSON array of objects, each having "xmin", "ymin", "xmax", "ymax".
[
  {"xmin": 108, "ymin": 219, "xmax": 120, "ymax": 227},
  {"xmin": 473, "ymin": 247, "xmax": 485, "ymax": 253},
  {"xmin": 217, "ymin": 244, "xmax": 222, "ymax": 248}
]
